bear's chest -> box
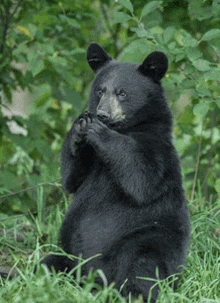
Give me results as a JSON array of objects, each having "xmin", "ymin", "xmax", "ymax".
[
  {"xmin": 76, "ymin": 210, "xmax": 122, "ymax": 258},
  {"xmin": 68, "ymin": 164, "xmax": 143, "ymax": 258}
]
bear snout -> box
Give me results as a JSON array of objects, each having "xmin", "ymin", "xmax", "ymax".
[{"xmin": 97, "ymin": 110, "xmax": 111, "ymax": 122}]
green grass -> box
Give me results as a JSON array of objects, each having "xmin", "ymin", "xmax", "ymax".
[{"xmin": 0, "ymin": 193, "xmax": 220, "ymax": 303}]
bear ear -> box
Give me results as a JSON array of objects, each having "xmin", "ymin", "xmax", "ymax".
[
  {"xmin": 138, "ymin": 51, "xmax": 168, "ymax": 82},
  {"xmin": 87, "ymin": 43, "xmax": 112, "ymax": 73}
]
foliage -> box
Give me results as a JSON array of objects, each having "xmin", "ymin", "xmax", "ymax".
[
  {"xmin": 0, "ymin": 0, "xmax": 98, "ymax": 214},
  {"xmin": 0, "ymin": 0, "xmax": 220, "ymax": 213}
]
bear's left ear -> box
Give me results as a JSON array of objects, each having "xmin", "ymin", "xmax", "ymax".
[
  {"xmin": 138, "ymin": 51, "xmax": 168, "ymax": 82},
  {"xmin": 87, "ymin": 43, "xmax": 112, "ymax": 73}
]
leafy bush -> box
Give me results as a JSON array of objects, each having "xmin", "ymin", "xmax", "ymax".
[{"xmin": 0, "ymin": 0, "xmax": 220, "ymax": 215}]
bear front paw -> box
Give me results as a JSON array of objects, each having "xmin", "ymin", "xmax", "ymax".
[
  {"xmin": 70, "ymin": 112, "xmax": 93, "ymax": 152},
  {"xmin": 87, "ymin": 118, "xmax": 110, "ymax": 146}
]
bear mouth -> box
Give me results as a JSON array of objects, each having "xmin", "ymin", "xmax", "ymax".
[{"xmin": 97, "ymin": 115, "xmax": 125, "ymax": 129}]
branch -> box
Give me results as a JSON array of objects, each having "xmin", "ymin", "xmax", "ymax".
[
  {"xmin": 8, "ymin": 0, "xmax": 22, "ymax": 22},
  {"xmin": 202, "ymin": 112, "xmax": 215, "ymax": 200},
  {"xmin": 100, "ymin": 3, "xmax": 121, "ymax": 57},
  {"xmin": 0, "ymin": 0, "xmax": 23, "ymax": 54},
  {"xmin": 0, "ymin": 0, "xmax": 10, "ymax": 54},
  {"xmin": 190, "ymin": 120, "xmax": 203, "ymax": 202}
]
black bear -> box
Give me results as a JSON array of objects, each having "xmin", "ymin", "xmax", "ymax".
[{"xmin": 42, "ymin": 43, "xmax": 191, "ymax": 302}]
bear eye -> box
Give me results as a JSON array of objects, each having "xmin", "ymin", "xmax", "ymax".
[
  {"xmin": 97, "ymin": 89, "xmax": 103, "ymax": 98},
  {"xmin": 116, "ymin": 89, "xmax": 127, "ymax": 99},
  {"xmin": 120, "ymin": 91, "xmax": 126, "ymax": 97}
]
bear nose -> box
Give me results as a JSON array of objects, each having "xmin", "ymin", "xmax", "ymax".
[{"xmin": 97, "ymin": 110, "xmax": 110, "ymax": 121}]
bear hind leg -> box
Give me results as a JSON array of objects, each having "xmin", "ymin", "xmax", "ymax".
[
  {"xmin": 40, "ymin": 254, "xmax": 76, "ymax": 274},
  {"xmin": 120, "ymin": 253, "xmax": 169, "ymax": 303}
]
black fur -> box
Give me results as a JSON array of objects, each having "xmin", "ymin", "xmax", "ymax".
[
  {"xmin": 87, "ymin": 43, "xmax": 112, "ymax": 73},
  {"xmin": 42, "ymin": 43, "xmax": 191, "ymax": 302},
  {"xmin": 138, "ymin": 51, "xmax": 168, "ymax": 82}
]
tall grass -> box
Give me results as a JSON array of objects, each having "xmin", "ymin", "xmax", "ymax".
[{"xmin": 0, "ymin": 189, "xmax": 220, "ymax": 303}]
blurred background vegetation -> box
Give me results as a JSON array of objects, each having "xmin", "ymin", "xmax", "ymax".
[{"xmin": 0, "ymin": 0, "xmax": 220, "ymax": 218}]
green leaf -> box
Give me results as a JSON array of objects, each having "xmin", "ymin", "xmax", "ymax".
[
  {"xmin": 36, "ymin": 90, "xmax": 52, "ymax": 107},
  {"xmin": 117, "ymin": 39, "xmax": 152, "ymax": 63},
  {"xmin": 214, "ymin": 179, "xmax": 220, "ymax": 194},
  {"xmin": 193, "ymin": 103, "xmax": 209, "ymax": 117},
  {"xmin": 34, "ymin": 12, "xmax": 56, "ymax": 27},
  {"xmin": 216, "ymin": 98, "xmax": 220, "ymax": 109},
  {"xmin": 141, "ymin": 1, "xmax": 161, "ymax": 18},
  {"xmin": 60, "ymin": 87, "xmax": 82, "ymax": 107},
  {"xmin": 27, "ymin": 53, "xmax": 44, "ymax": 77},
  {"xmin": 59, "ymin": 15, "xmax": 80, "ymax": 28},
  {"xmin": 0, "ymin": 171, "xmax": 21, "ymax": 191},
  {"xmin": 48, "ymin": 56, "xmax": 68, "ymax": 72},
  {"xmin": 35, "ymin": 140, "xmax": 53, "ymax": 159},
  {"xmin": 193, "ymin": 59, "xmax": 211, "ymax": 72},
  {"xmin": 32, "ymin": 61, "xmax": 45, "ymax": 77},
  {"xmin": 196, "ymin": 86, "xmax": 212, "ymax": 97},
  {"xmin": 188, "ymin": 0, "xmax": 213, "ymax": 21},
  {"xmin": 184, "ymin": 36, "xmax": 198, "ymax": 48},
  {"xmin": 163, "ymin": 26, "xmax": 175, "ymax": 43},
  {"xmin": 3, "ymin": 85, "xmax": 12, "ymax": 103},
  {"xmin": 186, "ymin": 47, "xmax": 202, "ymax": 62},
  {"xmin": 117, "ymin": 0, "xmax": 133, "ymax": 13},
  {"xmin": 201, "ymin": 29, "xmax": 220, "ymax": 41},
  {"xmin": 204, "ymin": 69, "xmax": 220, "ymax": 81},
  {"xmin": 131, "ymin": 28, "xmax": 154, "ymax": 39},
  {"xmin": 175, "ymin": 53, "xmax": 186, "ymax": 62},
  {"xmin": 113, "ymin": 12, "xmax": 132, "ymax": 23},
  {"xmin": 212, "ymin": 0, "xmax": 220, "ymax": 16},
  {"xmin": 39, "ymin": 43, "xmax": 55, "ymax": 55},
  {"xmin": 178, "ymin": 107, "xmax": 194, "ymax": 124}
]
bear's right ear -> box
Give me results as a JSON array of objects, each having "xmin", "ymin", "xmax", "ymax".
[
  {"xmin": 138, "ymin": 51, "xmax": 168, "ymax": 82},
  {"xmin": 87, "ymin": 43, "xmax": 112, "ymax": 73}
]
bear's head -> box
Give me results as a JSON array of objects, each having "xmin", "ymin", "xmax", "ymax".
[{"xmin": 87, "ymin": 43, "xmax": 172, "ymax": 132}]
